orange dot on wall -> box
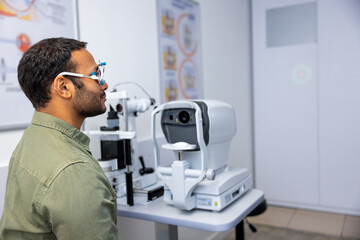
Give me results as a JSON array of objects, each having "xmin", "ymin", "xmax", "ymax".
[{"xmin": 17, "ymin": 34, "xmax": 31, "ymax": 52}]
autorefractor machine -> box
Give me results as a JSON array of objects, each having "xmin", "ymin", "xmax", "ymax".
[{"xmin": 151, "ymin": 100, "xmax": 253, "ymax": 211}]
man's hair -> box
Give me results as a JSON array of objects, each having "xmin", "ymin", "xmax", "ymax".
[{"xmin": 18, "ymin": 37, "xmax": 87, "ymax": 109}]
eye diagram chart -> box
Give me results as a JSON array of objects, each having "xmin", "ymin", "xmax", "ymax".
[
  {"xmin": 0, "ymin": 0, "xmax": 36, "ymax": 18},
  {"xmin": 157, "ymin": 0, "xmax": 202, "ymax": 103},
  {"xmin": 0, "ymin": 0, "xmax": 78, "ymax": 130}
]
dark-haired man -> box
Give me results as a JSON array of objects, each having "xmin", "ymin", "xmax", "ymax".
[{"xmin": 0, "ymin": 38, "xmax": 121, "ymax": 239}]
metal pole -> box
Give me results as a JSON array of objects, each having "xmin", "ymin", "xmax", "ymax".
[{"xmin": 235, "ymin": 220, "xmax": 245, "ymax": 240}]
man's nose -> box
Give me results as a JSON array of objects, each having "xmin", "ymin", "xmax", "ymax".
[{"xmin": 101, "ymin": 81, "xmax": 108, "ymax": 91}]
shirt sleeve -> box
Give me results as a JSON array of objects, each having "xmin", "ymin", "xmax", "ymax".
[{"xmin": 38, "ymin": 162, "xmax": 121, "ymax": 240}]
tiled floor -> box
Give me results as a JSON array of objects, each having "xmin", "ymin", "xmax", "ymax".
[
  {"xmin": 224, "ymin": 225, "xmax": 351, "ymax": 240},
  {"xmin": 243, "ymin": 205, "xmax": 360, "ymax": 239}
]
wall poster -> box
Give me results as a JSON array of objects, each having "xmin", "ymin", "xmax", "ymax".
[
  {"xmin": 157, "ymin": 0, "xmax": 203, "ymax": 103},
  {"xmin": 0, "ymin": 0, "xmax": 78, "ymax": 130}
]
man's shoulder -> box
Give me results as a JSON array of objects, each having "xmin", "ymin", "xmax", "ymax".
[{"xmin": 13, "ymin": 125, "xmax": 93, "ymax": 187}]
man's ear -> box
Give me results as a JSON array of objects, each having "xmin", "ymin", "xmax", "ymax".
[{"xmin": 52, "ymin": 75, "xmax": 74, "ymax": 99}]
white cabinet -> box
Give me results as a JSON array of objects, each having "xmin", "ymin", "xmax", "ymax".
[
  {"xmin": 318, "ymin": 0, "xmax": 360, "ymax": 212},
  {"xmin": 252, "ymin": 0, "xmax": 360, "ymax": 215}
]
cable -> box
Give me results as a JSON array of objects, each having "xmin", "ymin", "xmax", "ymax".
[{"xmin": 112, "ymin": 81, "xmax": 155, "ymax": 105}]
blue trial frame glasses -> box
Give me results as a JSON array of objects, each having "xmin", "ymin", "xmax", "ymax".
[{"xmin": 58, "ymin": 61, "xmax": 106, "ymax": 85}]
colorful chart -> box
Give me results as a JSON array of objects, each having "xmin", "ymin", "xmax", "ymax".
[
  {"xmin": 158, "ymin": 0, "xmax": 202, "ymax": 102},
  {"xmin": 0, "ymin": 0, "xmax": 36, "ymax": 20},
  {"xmin": 0, "ymin": 0, "xmax": 77, "ymax": 130}
]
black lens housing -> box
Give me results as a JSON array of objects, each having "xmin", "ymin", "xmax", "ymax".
[{"xmin": 178, "ymin": 111, "xmax": 190, "ymax": 124}]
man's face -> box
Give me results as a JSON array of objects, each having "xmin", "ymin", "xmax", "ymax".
[{"xmin": 71, "ymin": 49, "xmax": 108, "ymax": 118}]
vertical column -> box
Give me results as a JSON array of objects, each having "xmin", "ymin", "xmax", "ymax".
[{"xmin": 155, "ymin": 222, "xmax": 178, "ymax": 240}]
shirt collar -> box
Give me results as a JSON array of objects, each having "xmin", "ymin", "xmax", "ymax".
[{"xmin": 31, "ymin": 111, "xmax": 91, "ymax": 152}]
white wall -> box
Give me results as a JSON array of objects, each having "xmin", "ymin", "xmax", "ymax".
[
  {"xmin": 78, "ymin": 0, "xmax": 161, "ymax": 141},
  {"xmin": 198, "ymin": 0, "xmax": 253, "ymax": 172},
  {"xmin": 0, "ymin": 130, "xmax": 23, "ymax": 166},
  {"xmin": 0, "ymin": 0, "xmax": 253, "ymax": 239}
]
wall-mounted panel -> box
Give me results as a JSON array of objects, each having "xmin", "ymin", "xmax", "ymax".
[
  {"xmin": 253, "ymin": 0, "xmax": 318, "ymax": 206},
  {"xmin": 253, "ymin": 0, "xmax": 360, "ymax": 215}
]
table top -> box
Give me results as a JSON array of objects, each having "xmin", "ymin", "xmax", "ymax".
[{"xmin": 117, "ymin": 188, "xmax": 264, "ymax": 232}]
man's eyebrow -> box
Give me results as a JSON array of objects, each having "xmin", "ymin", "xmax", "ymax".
[{"xmin": 90, "ymin": 65, "xmax": 98, "ymax": 73}]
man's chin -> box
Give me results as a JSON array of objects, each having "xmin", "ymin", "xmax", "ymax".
[{"xmin": 79, "ymin": 107, "xmax": 107, "ymax": 118}]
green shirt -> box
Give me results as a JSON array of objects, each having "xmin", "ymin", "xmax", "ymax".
[{"xmin": 0, "ymin": 111, "xmax": 121, "ymax": 240}]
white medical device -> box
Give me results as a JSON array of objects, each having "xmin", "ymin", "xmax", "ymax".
[
  {"xmin": 152, "ymin": 100, "xmax": 253, "ymax": 211},
  {"xmin": 86, "ymin": 90, "xmax": 160, "ymax": 206}
]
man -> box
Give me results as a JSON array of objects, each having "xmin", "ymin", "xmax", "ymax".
[{"xmin": 0, "ymin": 37, "xmax": 121, "ymax": 239}]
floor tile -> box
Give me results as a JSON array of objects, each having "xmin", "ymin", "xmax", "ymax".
[
  {"xmin": 247, "ymin": 206, "xmax": 296, "ymax": 228},
  {"xmin": 288, "ymin": 209, "xmax": 345, "ymax": 236},
  {"xmin": 342, "ymin": 215, "xmax": 360, "ymax": 239},
  {"xmin": 223, "ymin": 225, "xmax": 345, "ymax": 240}
]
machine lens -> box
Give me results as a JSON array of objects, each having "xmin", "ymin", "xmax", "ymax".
[{"xmin": 178, "ymin": 111, "xmax": 190, "ymax": 124}]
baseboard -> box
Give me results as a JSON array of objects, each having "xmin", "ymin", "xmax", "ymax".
[{"xmin": 268, "ymin": 200, "xmax": 360, "ymax": 216}]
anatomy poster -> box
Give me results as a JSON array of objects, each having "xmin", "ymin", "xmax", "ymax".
[
  {"xmin": 157, "ymin": 0, "xmax": 203, "ymax": 103},
  {"xmin": 0, "ymin": 0, "xmax": 78, "ymax": 130}
]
